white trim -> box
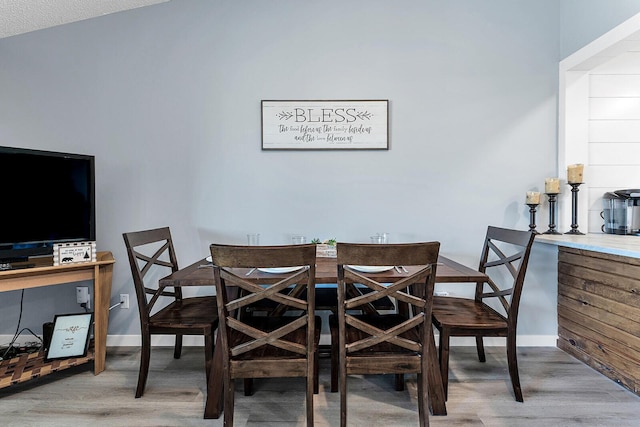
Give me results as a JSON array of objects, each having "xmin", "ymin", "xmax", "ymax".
[
  {"xmin": 105, "ymin": 334, "xmax": 206, "ymax": 347},
  {"xmin": 103, "ymin": 334, "xmax": 558, "ymax": 348},
  {"xmin": 561, "ymin": 13, "xmax": 640, "ymax": 72},
  {"xmin": 558, "ymin": 70, "xmax": 590, "ymax": 231},
  {"xmin": 1, "ymin": 333, "xmax": 559, "ymax": 350},
  {"xmin": 558, "ymin": 12, "xmax": 640, "ymax": 234},
  {"xmin": 444, "ymin": 335, "xmax": 557, "ymax": 347}
]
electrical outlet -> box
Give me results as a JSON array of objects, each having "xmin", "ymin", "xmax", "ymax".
[
  {"xmin": 76, "ymin": 286, "xmax": 89, "ymax": 304},
  {"xmin": 120, "ymin": 294, "xmax": 130, "ymax": 309}
]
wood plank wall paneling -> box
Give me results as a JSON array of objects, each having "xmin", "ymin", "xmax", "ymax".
[
  {"xmin": 557, "ymin": 246, "xmax": 640, "ymax": 395},
  {"xmin": 587, "ymin": 52, "xmax": 640, "ymax": 233}
]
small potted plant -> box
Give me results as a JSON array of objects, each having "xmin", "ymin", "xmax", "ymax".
[{"xmin": 312, "ymin": 238, "xmax": 337, "ymax": 257}]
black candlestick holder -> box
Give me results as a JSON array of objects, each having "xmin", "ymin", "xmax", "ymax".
[
  {"xmin": 565, "ymin": 182, "xmax": 585, "ymax": 235},
  {"xmin": 543, "ymin": 193, "xmax": 561, "ymax": 235},
  {"xmin": 526, "ymin": 203, "xmax": 540, "ymax": 234}
]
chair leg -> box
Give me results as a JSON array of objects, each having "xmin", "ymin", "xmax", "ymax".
[
  {"xmin": 224, "ymin": 375, "xmax": 235, "ymax": 427},
  {"xmin": 136, "ymin": 333, "xmax": 151, "ymax": 398},
  {"xmin": 244, "ymin": 378, "xmax": 254, "ymax": 396},
  {"xmin": 306, "ymin": 374, "xmax": 314, "ymax": 426},
  {"xmin": 330, "ymin": 324, "xmax": 338, "ymax": 393},
  {"xmin": 204, "ymin": 332, "xmax": 214, "ymax": 388},
  {"xmin": 417, "ymin": 372, "xmax": 429, "ymax": 427},
  {"xmin": 174, "ymin": 334, "xmax": 183, "ymax": 359},
  {"xmin": 438, "ymin": 329, "xmax": 451, "ymax": 400},
  {"xmin": 340, "ymin": 361, "xmax": 347, "ymax": 427},
  {"xmin": 475, "ymin": 335, "xmax": 486, "ymax": 362},
  {"xmin": 314, "ymin": 347, "xmax": 319, "ymax": 394},
  {"xmin": 394, "ymin": 374, "xmax": 405, "ymax": 391},
  {"xmin": 507, "ymin": 334, "xmax": 524, "ymax": 402}
]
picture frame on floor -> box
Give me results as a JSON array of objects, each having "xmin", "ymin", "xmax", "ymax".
[{"xmin": 45, "ymin": 312, "xmax": 93, "ymax": 361}]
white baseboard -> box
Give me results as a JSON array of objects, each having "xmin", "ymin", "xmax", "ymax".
[
  {"xmin": 105, "ymin": 335, "xmax": 206, "ymax": 347},
  {"xmin": 446, "ymin": 335, "xmax": 558, "ymax": 347},
  {"xmin": 2, "ymin": 334, "xmax": 559, "ymax": 349},
  {"xmin": 105, "ymin": 334, "xmax": 559, "ymax": 348}
]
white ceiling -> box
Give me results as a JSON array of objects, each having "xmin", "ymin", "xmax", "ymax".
[{"xmin": 0, "ymin": 0, "xmax": 170, "ymax": 39}]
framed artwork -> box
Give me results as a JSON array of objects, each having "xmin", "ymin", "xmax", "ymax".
[
  {"xmin": 45, "ymin": 312, "xmax": 93, "ymax": 361},
  {"xmin": 261, "ymin": 100, "xmax": 389, "ymax": 150}
]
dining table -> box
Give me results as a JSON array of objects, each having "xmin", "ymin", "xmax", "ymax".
[{"xmin": 159, "ymin": 254, "xmax": 488, "ymax": 419}]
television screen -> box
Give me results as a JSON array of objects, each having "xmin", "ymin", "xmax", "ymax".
[{"xmin": 0, "ymin": 146, "xmax": 95, "ymax": 262}]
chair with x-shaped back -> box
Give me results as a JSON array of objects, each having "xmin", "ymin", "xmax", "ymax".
[
  {"xmin": 123, "ymin": 227, "xmax": 218, "ymax": 398},
  {"xmin": 330, "ymin": 241, "xmax": 440, "ymax": 427},
  {"xmin": 209, "ymin": 243, "xmax": 320, "ymax": 427},
  {"xmin": 431, "ymin": 226, "xmax": 535, "ymax": 402}
]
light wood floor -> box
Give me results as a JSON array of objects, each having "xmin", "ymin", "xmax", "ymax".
[{"xmin": 1, "ymin": 346, "xmax": 639, "ymax": 426}]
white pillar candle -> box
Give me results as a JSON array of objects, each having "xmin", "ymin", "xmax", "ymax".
[
  {"xmin": 526, "ymin": 191, "xmax": 540, "ymax": 204},
  {"xmin": 545, "ymin": 178, "xmax": 560, "ymax": 193},
  {"xmin": 567, "ymin": 164, "xmax": 584, "ymax": 184}
]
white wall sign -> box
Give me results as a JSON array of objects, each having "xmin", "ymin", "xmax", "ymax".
[
  {"xmin": 53, "ymin": 241, "xmax": 96, "ymax": 266},
  {"xmin": 261, "ymin": 100, "xmax": 389, "ymax": 150}
]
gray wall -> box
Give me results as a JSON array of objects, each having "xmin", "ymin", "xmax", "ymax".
[
  {"xmin": 1, "ymin": 0, "xmax": 639, "ymax": 343},
  {"xmin": 560, "ymin": 0, "xmax": 640, "ymax": 58}
]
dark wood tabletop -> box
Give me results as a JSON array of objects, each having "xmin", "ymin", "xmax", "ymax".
[
  {"xmin": 159, "ymin": 253, "xmax": 487, "ymax": 419},
  {"xmin": 159, "ymin": 255, "xmax": 487, "ymax": 288}
]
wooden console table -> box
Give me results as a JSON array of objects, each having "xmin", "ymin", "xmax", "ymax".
[{"xmin": 0, "ymin": 251, "xmax": 114, "ymax": 388}]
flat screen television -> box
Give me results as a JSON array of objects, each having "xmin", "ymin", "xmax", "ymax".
[{"xmin": 0, "ymin": 146, "xmax": 96, "ymax": 265}]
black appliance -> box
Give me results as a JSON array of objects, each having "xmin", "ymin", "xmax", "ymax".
[{"xmin": 602, "ymin": 189, "xmax": 640, "ymax": 235}]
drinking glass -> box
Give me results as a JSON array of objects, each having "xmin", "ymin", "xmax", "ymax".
[
  {"xmin": 370, "ymin": 233, "xmax": 389, "ymax": 244},
  {"xmin": 370, "ymin": 234, "xmax": 384, "ymax": 244},
  {"xmin": 247, "ymin": 233, "xmax": 260, "ymax": 245},
  {"xmin": 292, "ymin": 235, "xmax": 306, "ymax": 244}
]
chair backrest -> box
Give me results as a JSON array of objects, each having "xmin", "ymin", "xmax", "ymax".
[
  {"xmin": 123, "ymin": 227, "xmax": 183, "ymax": 325},
  {"xmin": 336, "ymin": 242, "xmax": 440, "ymax": 356},
  {"xmin": 209, "ymin": 243, "xmax": 317, "ymax": 363},
  {"xmin": 475, "ymin": 226, "xmax": 535, "ymax": 325}
]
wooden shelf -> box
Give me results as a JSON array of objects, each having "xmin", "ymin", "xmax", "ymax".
[
  {"xmin": 0, "ymin": 251, "xmax": 114, "ymax": 388},
  {"xmin": 0, "ymin": 341, "xmax": 94, "ymax": 389}
]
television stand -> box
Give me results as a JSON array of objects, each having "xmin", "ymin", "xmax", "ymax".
[
  {"xmin": 0, "ymin": 251, "xmax": 114, "ymax": 389},
  {"xmin": 0, "ymin": 342, "xmax": 95, "ymax": 388},
  {"xmin": 0, "ymin": 263, "xmax": 35, "ymax": 271}
]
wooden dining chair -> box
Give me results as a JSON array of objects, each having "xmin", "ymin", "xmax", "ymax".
[
  {"xmin": 123, "ymin": 227, "xmax": 218, "ymax": 398},
  {"xmin": 209, "ymin": 243, "xmax": 320, "ymax": 427},
  {"xmin": 431, "ymin": 226, "xmax": 535, "ymax": 402},
  {"xmin": 330, "ymin": 242, "xmax": 440, "ymax": 427}
]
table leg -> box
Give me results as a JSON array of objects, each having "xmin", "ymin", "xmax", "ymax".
[
  {"xmin": 427, "ymin": 326, "xmax": 447, "ymax": 415},
  {"xmin": 204, "ymin": 327, "xmax": 224, "ymax": 419}
]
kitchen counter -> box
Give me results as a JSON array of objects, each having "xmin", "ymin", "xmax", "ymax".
[
  {"xmin": 536, "ymin": 232, "xmax": 640, "ymax": 396},
  {"xmin": 535, "ymin": 233, "xmax": 640, "ymax": 258}
]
